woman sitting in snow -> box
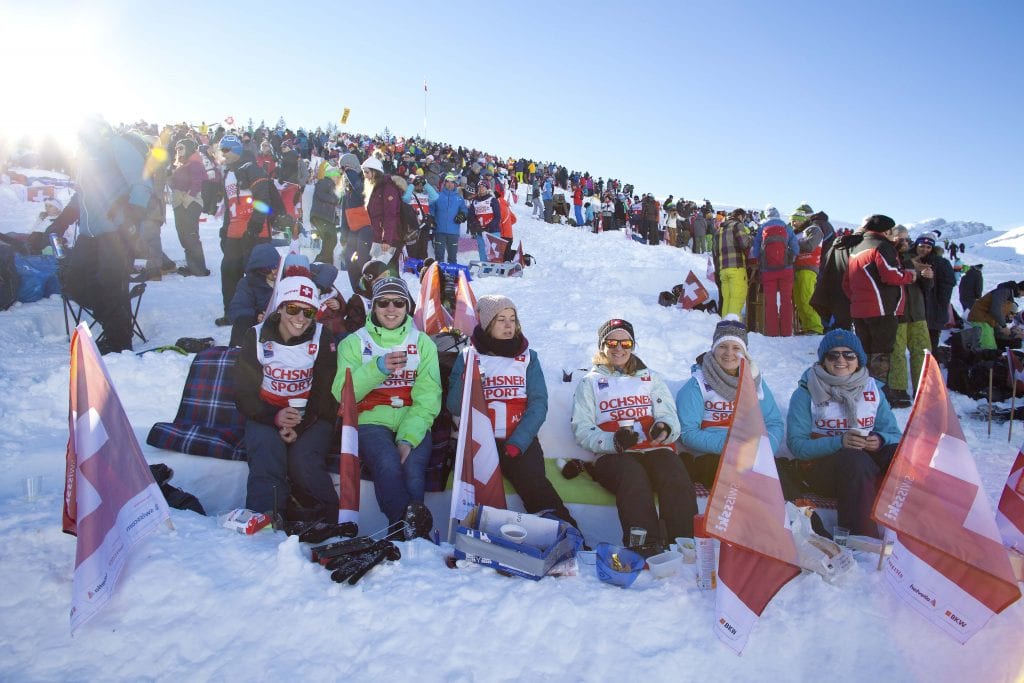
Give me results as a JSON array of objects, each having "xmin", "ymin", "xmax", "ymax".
[
  {"xmin": 571, "ymin": 319, "xmax": 697, "ymax": 546},
  {"xmin": 447, "ymin": 295, "xmax": 578, "ymax": 529},
  {"xmin": 234, "ymin": 269, "xmax": 339, "ymax": 521},
  {"xmin": 676, "ymin": 318, "xmax": 785, "ymax": 489},
  {"xmin": 784, "ymin": 329, "xmax": 902, "ymax": 537},
  {"xmin": 335, "ymin": 276, "xmax": 442, "ymax": 534}
]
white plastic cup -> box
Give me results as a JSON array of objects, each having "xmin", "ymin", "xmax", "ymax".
[
  {"xmin": 288, "ymin": 398, "xmax": 308, "ymax": 417},
  {"xmin": 23, "ymin": 476, "xmax": 42, "ymax": 501},
  {"xmin": 832, "ymin": 526, "xmax": 851, "ymax": 547},
  {"xmin": 500, "ymin": 523, "xmax": 528, "ymax": 543},
  {"xmin": 629, "ymin": 526, "xmax": 647, "ymax": 548}
]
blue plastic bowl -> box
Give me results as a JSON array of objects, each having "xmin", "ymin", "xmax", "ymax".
[{"xmin": 595, "ymin": 543, "xmax": 644, "ymax": 588}]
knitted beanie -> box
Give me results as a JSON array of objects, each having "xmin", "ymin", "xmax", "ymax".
[
  {"xmin": 371, "ymin": 276, "xmax": 412, "ymax": 309},
  {"xmin": 477, "ymin": 295, "xmax": 516, "ymax": 332},
  {"xmin": 817, "ymin": 329, "xmax": 867, "ymax": 367},
  {"xmin": 598, "ymin": 319, "xmax": 634, "ymax": 345},
  {"xmin": 712, "ymin": 317, "xmax": 748, "ymax": 352}
]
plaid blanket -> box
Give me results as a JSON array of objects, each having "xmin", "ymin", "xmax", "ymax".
[{"xmin": 146, "ymin": 346, "xmax": 248, "ymax": 461}]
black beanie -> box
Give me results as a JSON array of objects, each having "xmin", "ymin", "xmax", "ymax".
[
  {"xmin": 598, "ymin": 319, "xmax": 634, "ymax": 345},
  {"xmin": 862, "ymin": 214, "xmax": 896, "ymax": 232}
]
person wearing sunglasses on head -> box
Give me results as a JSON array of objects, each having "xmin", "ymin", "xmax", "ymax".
[
  {"xmin": 571, "ymin": 319, "xmax": 697, "ymax": 547},
  {"xmin": 676, "ymin": 318, "xmax": 785, "ymax": 490},
  {"xmin": 784, "ymin": 329, "xmax": 902, "ymax": 537},
  {"xmin": 335, "ymin": 277, "xmax": 442, "ymax": 534},
  {"xmin": 234, "ymin": 270, "xmax": 340, "ymax": 523}
]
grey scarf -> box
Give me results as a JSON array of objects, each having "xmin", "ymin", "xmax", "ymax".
[
  {"xmin": 806, "ymin": 364, "xmax": 870, "ymax": 425},
  {"xmin": 700, "ymin": 352, "xmax": 760, "ymax": 402}
]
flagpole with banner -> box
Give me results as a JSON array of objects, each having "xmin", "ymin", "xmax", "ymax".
[
  {"xmin": 871, "ymin": 352, "xmax": 1021, "ymax": 643},
  {"xmin": 336, "ymin": 368, "xmax": 360, "ymax": 526},
  {"xmin": 423, "ymin": 78, "xmax": 428, "ymax": 137},
  {"xmin": 64, "ymin": 323, "xmax": 172, "ymax": 634},
  {"xmin": 704, "ymin": 358, "xmax": 800, "ymax": 654}
]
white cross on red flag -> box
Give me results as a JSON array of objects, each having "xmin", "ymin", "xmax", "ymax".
[
  {"xmin": 449, "ymin": 348, "xmax": 506, "ymax": 534},
  {"xmin": 451, "ymin": 270, "xmax": 479, "ymax": 336},
  {"xmin": 678, "ymin": 270, "xmax": 710, "ymax": 309},
  {"xmin": 413, "ymin": 262, "xmax": 452, "ymax": 334},
  {"xmin": 63, "ymin": 323, "xmax": 171, "ymax": 634},
  {"xmin": 337, "ymin": 368, "xmax": 360, "ymax": 525},
  {"xmin": 997, "ymin": 446, "xmax": 1024, "ymax": 557},
  {"xmin": 872, "ymin": 353, "xmax": 1021, "ymax": 642},
  {"xmin": 483, "ymin": 233, "xmax": 509, "ymax": 262},
  {"xmin": 704, "ymin": 359, "xmax": 800, "ymax": 654}
]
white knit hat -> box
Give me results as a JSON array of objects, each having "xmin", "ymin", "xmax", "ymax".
[{"xmin": 273, "ymin": 276, "xmax": 318, "ymax": 311}]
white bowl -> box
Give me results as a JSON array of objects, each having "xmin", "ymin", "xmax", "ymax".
[{"xmin": 647, "ymin": 550, "xmax": 684, "ymax": 578}]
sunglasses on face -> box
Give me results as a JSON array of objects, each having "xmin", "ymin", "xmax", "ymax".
[
  {"xmin": 375, "ymin": 298, "xmax": 407, "ymax": 309},
  {"xmin": 283, "ymin": 303, "xmax": 316, "ymax": 319},
  {"xmin": 604, "ymin": 339, "xmax": 634, "ymax": 349},
  {"xmin": 824, "ymin": 351, "xmax": 859, "ymax": 362}
]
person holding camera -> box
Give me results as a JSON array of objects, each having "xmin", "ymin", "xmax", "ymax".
[
  {"xmin": 403, "ymin": 174, "xmax": 438, "ymax": 260},
  {"xmin": 429, "ymin": 173, "xmax": 468, "ymax": 264},
  {"xmin": 571, "ymin": 319, "xmax": 697, "ymax": 547}
]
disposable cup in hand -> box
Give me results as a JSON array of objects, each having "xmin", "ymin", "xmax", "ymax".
[
  {"xmin": 288, "ymin": 398, "xmax": 308, "ymax": 417},
  {"xmin": 23, "ymin": 476, "xmax": 42, "ymax": 501}
]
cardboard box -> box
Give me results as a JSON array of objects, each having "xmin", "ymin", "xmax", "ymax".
[{"xmin": 453, "ymin": 505, "xmax": 582, "ymax": 580}]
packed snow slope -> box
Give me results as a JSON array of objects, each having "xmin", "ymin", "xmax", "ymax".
[{"xmin": 1, "ymin": 187, "xmax": 1023, "ymax": 682}]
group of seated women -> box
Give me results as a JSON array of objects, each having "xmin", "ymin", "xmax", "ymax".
[{"xmin": 234, "ymin": 269, "xmax": 903, "ymax": 546}]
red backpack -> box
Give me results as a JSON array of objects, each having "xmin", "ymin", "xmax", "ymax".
[{"xmin": 760, "ymin": 222, "xmax": 792, "ymax": 271}]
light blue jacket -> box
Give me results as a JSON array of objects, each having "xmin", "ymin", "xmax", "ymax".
[
  {"xmin": 77, "ymin": 134, "xmax": 153, "ymax": 237},
  {"xmin": 402, "ymin": 182, "xmax": 438, "ymax": 208},
  {"xmin": 542, "ymin": 179, "xmax": 553, "ymax": 201},
  {"xmin": 786, "ymin": 367, "xmax": 902, "ymax": 460},
  {"xmin": 676, "ymin": 364, "xmax": 784, "ymax": 457},
  {"xmin": 751, "ymin": 218, "xmax": 799, "ymax": 267}
]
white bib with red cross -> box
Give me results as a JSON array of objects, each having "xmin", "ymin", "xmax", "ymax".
[
  {"xmin": 255, "ymin": 322, "xmax": 323, "ymax": 408},
  {"xmin": 809, "ymin": 379, "xmax": 881, "ymax": 438},
  {"xmin": 474, "ymin": 350, "xmax": 530, "ymax": 439},
  {"xmin": 355, "ymin": 326, "xmax": 421, "ymax": 411}
]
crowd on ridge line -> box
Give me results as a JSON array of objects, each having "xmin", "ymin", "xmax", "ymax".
[{"xmin": 7, "ymin": 117, "xmax": 1024, "ymax": 554}]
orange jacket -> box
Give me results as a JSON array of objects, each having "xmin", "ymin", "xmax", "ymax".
[{"xmin": 498, "ymin": 196, "xmax": 516, "ymax": 239}]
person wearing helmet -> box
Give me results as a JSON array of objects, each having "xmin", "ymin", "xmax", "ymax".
[{"xmin": 429, "ymin": 173, "xmax": 468, "ymax": 264}]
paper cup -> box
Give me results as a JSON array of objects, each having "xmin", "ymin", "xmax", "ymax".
[
  {"xmin": 23, "ymin": 476, "xmax": 42, "ymax": 501},
  {"xmin": 288, "ymin": 398, "xmax": 308, "ymax": 416},
  {"xmin": 500, "ymin": 523, "xmax": 528, "ymax": 543}
]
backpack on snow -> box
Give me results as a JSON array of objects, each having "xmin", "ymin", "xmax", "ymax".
[{"xmin": 760, "ymin": 223, "xmax": 793, "ymax": 271}]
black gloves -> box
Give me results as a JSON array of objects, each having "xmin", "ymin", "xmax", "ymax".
[
  {"xmin": 613, "ymin": 427, "xmax": 639, "ymax": 453},
  {"xmin": 327, "ymin": 540, "xmax": 401, "ymax": 585},
  {"xmin": 648, "ymin": 422, "xmax": 671, "ymax": 443},
  {"xmin": 454, "ymin": 210, "xmax": 468, "ymax": 224},
  {"xmin": 284, "ymin": 520, "xmax": 359, "ymax": 544}
]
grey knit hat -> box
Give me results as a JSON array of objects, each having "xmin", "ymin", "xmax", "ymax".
[
  {"xmin": 712, "ymin": 317, "xmax": 748, "ymax": 352},
  {"xmin": 477, "ymin": 295, "xmax": 516, "ymax": 332},
  {"xmin": 371, "ymin": 276, "xmax": 413, "ymax": 309}
]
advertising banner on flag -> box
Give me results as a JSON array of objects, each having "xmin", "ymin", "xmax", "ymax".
[
  {"xmin": 872, "ymin": 354, "xmax": 1021, "ymax": 643},
  {"xmin": 679, "ymin": 270, "xmax": 710, "ymax": 309},
  {"xmin": 450, "ymin": 270, "xmax": 478, "ymax": 336},
  {"xmin": 337, "ymin": 368, "xmax": 360, "ymax": 525},
  {"xmin": 448, "ymin": 349, "xmax": 506, "ymax": 537},
  {"xmin": 704, "ymin": 359, "xmax": 800, "ymax": 654},
  {"xmin": 63, "ymin": 323, "xmax": 171, "ymax": 633},
  {"xmin": 413, "ymin": 262, "xmax": 452, "ymax": 334}
]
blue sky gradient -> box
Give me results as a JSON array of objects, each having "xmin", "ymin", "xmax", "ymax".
[{"xmin": 2, "ymin": 0, "xmax": 1021, "ymax": 227}]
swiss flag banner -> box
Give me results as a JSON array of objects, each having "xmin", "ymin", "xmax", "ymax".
[
  {"xmin": 413, "ymin": 262, "xmax": 452, "ymax": 335},
  {"xmin": 451, "ymin": 270, "xmax": 479, "ymax": 336},
  {"xmin": 448, "ymin": 348, "xmax": 506, "ymax": 536},
  {"xmin": 705, "ymin": 359, "xmax": 800, "ymax": 654},
  {"xmin": 337, "ymin": 368, "xmax": 360, "ymax": 525},
  {"xmin": 515, "ymin": 242, "xmax": 526, "ymax": 268},
  {"xmin": 483, "ymin": 233, "xmax": 509, "ymax": 262},
  {"xmin": 872, "ymin": 354, "xmax": 1021, "ymax": 643},
  {"xmin": 996, "ymin": 447, "xmax": 1024, "ymax": 554},
  {"xmin": 1008, "ymin": 350, "xmax": 1024, "ymax": 394},
  {"xmin": 63, "ymin": 323, "xmax": 171, "ymax": 634},
  {"xmin": 678, "ymin": 270, "xmax": 710, "ymax": 310}
]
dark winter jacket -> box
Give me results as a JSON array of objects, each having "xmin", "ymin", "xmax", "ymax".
[
  {"xmin": 366, "ymin": 175, "xmax": 405, "ymax": 245},
  {"xmin": 277, "ymin": 149, "xmax": 300, "ymax": 183},
  {"xmin": 220, "ymin": 151, "xmax": 272, "ymax": 240},
  {"xmin": 309, "ymin": 177, "xmax": 340, "ymax": 223},
  {"xmin": 920, "ymin": 249, "xmax": 955, "ymax": 331},
  {"xmin": 227, "ymin": 243, "xmax": 280, "ymax": 345},
  {"xmin": 339, "ymin": 168, "xmax": 365, "ymax": 233},
  {"xmin": 234, "ymin": 316, "xmax": 338, "ymax": 431},
  {"xmin": 844, "ymin": 231, "xmax": 916, "ymax": 319},
  {"xmin": 897, "ymin": 252, "xmax": 930, "ymax": 323},
  {"xmin": 811, "ymin": 230, "xmax": 862, "ymax": 328},
  {"xmin": 958, "ymin": 267, "xmax": 984, "ymax": 311}
]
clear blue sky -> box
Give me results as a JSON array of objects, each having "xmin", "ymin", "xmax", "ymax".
[{"xmin": 3, "ymin": 0, "xmax": 1022, "ymax": 228}]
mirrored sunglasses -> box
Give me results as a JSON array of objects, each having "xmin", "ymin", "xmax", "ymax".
[
  {"xmin": 604, "ymin": 339, "xmax": 634, "ymax": 349},
  {"xmin": 283, "ymin": 303, "xmax": 316, "ymax": 319},
  {"xmin": 824, "ymin": 350, "xmax": 859, "ymax": 362},
  {"xmin": 374, "ymin": 298, "xmax": 407, "ymax": 309}
]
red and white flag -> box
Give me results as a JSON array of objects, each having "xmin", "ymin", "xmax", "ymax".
[
  {"xmin": 678, "ymin": 270, "xmax": 710, "ymax": 310},
  {"xmin": 63, "ymin": 323, "xmax": 171, "ymax": 634},
  {"xmin": 515, "ymin": 242, "xmax": 527, "ymax": 268},
  {"xmin": 705, "ymin": 358, "xmax": 800, "ymax": 654},
  {"xmin": 1008, "ymin": 350, "xmax": 1024, "ymax": 395},
  {"xmin": 997, "ymin": 448, "xmax": 1024, "ymax": 556},
  {"xmin": 483, "ymin": 233, "xmax": 509, "ymax": 262},
  {"xmin": 413, "ymin": 262, "xmax": 452, "ymax": 334},
  {"xmin": 337, "ymin": 368, "xmax": 360, "ymax": 525},
  {"xmin": 872, "ymin": 354, "xmax": 1021, "ymax": 643},
  {"xmin": 451, "ymin": 270, "xmax": 479, "ymax": 336},
  {"xmin": 449, "ymin": 348, "xmax": 506, "ymax": 534}
]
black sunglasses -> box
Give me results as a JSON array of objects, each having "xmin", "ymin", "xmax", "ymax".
[
  {"xmin": 375, "ymin": 298, "xmax": 407, "ymax": 309},
  {"xmin": 824, "ymin": 350, "xmax": 859, "ymax": 362},
  {"xmin": 283, "ymin": 303, "xmax": 316, "ymax": 319}
]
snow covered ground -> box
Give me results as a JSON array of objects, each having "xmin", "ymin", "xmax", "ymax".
[{"xmin": 1, "ymin": 183, "xmax": 1023, "ymax": 681}]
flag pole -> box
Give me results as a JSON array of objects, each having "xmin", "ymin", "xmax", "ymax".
[
  {"xmin": 988, "ymin": 366, "xmax": 994, "ymax": 437},
  {"xmin": 1010, "ymin": 353, "xmax": 1018, "ymax": 443},
  {"xmin": 447, "ymin": 347, "xmax": 476, "ymax": 543},
  {"xmin": 423, "ymin": 77, "xmax": 427, "ymax": 138}
]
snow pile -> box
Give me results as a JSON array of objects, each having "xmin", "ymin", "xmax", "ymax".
[
  {"xmin": 906, "ymin": 217, "xmax": 993, "ymax": 240},
  {"xmin": 0, "ymin": 182, "xmax": 1023, "ymax": 681}
]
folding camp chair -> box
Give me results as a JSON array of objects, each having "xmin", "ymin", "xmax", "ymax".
[{"xmin": 63, "ymin": 282, "xmax": 147, "ymax": 344}]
